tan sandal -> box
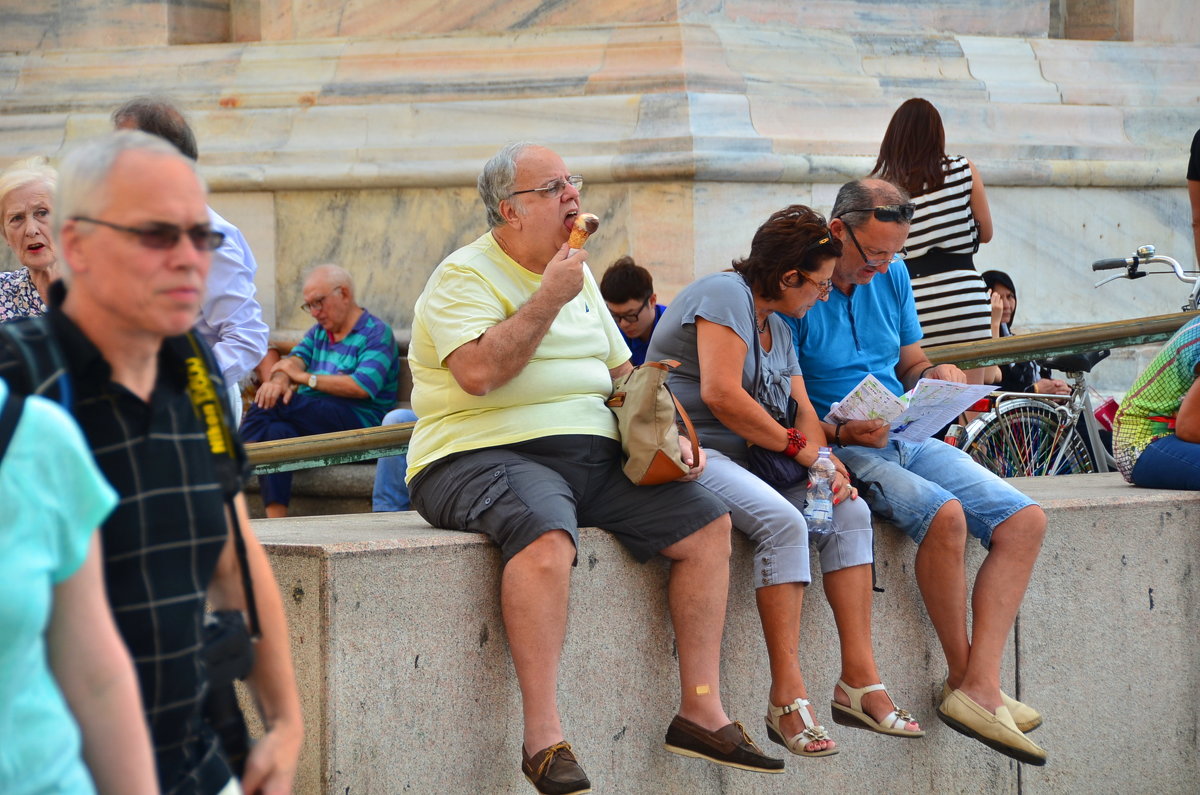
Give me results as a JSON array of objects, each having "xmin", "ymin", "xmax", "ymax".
[
  {"xmin": 830, "ymin": 679, "xmax": 924, "ymax": 738},
  {"xmin": 764, "ymin": 697, "xmax": 838, "ymax": 757}
]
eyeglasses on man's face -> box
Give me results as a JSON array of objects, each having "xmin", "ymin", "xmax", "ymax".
[
  {"xmin": 72, "ymin": 216, "xmax": 225, "ymax": 251},
  {"xmin": 610, "ymin": 295, "xmax": 651, "ymax": 325},
  {"xmin": 509, "ymin": 175, "xmax": 584, "ymax": 199},
  {"xmin": 834, "ymin": 204, "xmax": 916, "ymax": 224},
  {"xmin": 301, "ymin": 286, "xmax": 342, "ymax": 313},
  {"xmin": 841, "ymin": 223, "xmax": 906, "ymax": 269},
  {"xmin": 783, "ymin": 270, "xmax": 832, "ymax": 298}
]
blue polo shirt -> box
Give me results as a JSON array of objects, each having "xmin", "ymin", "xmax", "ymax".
[
  {"xmin": 622, "ymin": 304, "xmax": 666, "ymax": 365},
  {"xmin": 781, "ymin": 259, "xmax": 922, "ymax": 418}
]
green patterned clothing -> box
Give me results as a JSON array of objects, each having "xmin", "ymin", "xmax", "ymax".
[{"xmin": 1113, "ymin": 315, "xmax": 1200, "ymax": 481}]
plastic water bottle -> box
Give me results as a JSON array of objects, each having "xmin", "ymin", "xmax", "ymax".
[{"xmin": 804, "ymin": 446, "xmax": 836, "ymax": 536}]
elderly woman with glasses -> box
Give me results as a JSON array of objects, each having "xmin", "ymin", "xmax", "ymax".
[
  {"xmin": 1, "ymin": 157, "xmax": 60, "ymax": 322},
  {"xmin": 646, "ymin": 205, "xmax": 923, "ymax": 761},
  {"xmin": 870, "ymin": 97, "xmax": 999, "ymax": 384}
]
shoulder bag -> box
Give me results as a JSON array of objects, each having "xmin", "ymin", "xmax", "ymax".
[
  {"xmin": 607, "ymin": 359, "xmax": 701, "ymax": 485},
  {"xmin": 744, "ymin": 292, "xmax": 810, "ymax": 489}
]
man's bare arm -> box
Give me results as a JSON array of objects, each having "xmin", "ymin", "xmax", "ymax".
[{"xmin": 447, "ymin": 244, "xmax": 587, "ymax": 395}]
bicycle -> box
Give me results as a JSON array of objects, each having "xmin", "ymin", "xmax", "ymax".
[{"xmin": 947, "ymin": 245, "xmax": 1196, "ymax": 477}]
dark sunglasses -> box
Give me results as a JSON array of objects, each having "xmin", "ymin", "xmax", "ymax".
[
  {"xmin": 72, "ymin": 216, "xmax": 226, "ymax": 251},
  {"xmin": 833, "ymin": 204, "xmax": 916, "ymax": 223}
]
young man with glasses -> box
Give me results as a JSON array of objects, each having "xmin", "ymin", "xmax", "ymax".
[
  {"xmin": 600, "ymin": 255, "xmax": 666, "ymax": 365},
  {"xmin": 240, "ymin": 263, "xmax": 399, "ymax": 518},
  {"xmin": 781, "ymin": 178, "xmax": 1049, "ymax": 767},
  {"xmin": 406, "ymin": 142, "xmax": 780, "ymax": 793}
]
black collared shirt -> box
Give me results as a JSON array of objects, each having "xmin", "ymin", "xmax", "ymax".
[{"xmin": 0, "ymin": 286, "xmax": 249, "ymax": 794}]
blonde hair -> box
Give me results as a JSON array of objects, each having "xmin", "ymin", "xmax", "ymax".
[{"xmin": 0, "ymin": 156, "xmax": 58, "ymax": 210}]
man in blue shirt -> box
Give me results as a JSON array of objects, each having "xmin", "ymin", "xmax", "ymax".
[
  {"xmin": 782, "ymin": 178, "xmax": 1049, "ymax": 766},
  {"xmin": 600, "ymin": 256, "xmax": 665, "ymax": 365}
]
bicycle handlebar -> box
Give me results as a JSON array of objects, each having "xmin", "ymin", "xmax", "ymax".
[{"xmin": 1091, "ymin": 257, "xmax": 1131, "ymax": 271}]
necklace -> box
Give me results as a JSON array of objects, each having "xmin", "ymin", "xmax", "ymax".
[{"xmin": 756, "ymin": 313, "xmax": 769, "ymax": 333}]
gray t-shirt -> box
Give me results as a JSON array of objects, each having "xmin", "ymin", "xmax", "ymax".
[{"xmin": 646, "ymin": 271, "xmax": 802, "ymax": 459}]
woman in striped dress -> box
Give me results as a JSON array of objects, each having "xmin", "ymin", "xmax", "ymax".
[{"xmin": 870, "ymin": 98, "xmax": 998, "ymax": 384}]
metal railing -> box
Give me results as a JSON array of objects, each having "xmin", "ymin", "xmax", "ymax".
[{"xmin": 245, "ymin": 310, "xmax": 1197, "ymax": 474}]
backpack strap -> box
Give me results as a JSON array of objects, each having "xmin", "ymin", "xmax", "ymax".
[
  {"xmin": 0, "ymin": 316, "xmax": 72, "ymax": 409},
  {"xmin": 0, "ymin": 390, "xmax": 25, "ymax": 466}
]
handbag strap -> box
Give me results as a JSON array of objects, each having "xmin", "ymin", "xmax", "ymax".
[{"xmin": 639, "ymin": 360, "xmax": 701, "ymax": 457}]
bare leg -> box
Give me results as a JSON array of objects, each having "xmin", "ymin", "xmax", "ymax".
[
  {"xmin": 955, "ymin": 505, "xmax": 1046, "ymax": 712},
  {"xmin": 501, "ymin": 529, "xmax": 575, "ymax": 754},
  {"xmin": 754, "ymin": 582, "xmax": 835, "ymax": 753},
  {"xmin": 265, "ymin": 503, "xmax": 287, "ymax": 519},
  {"xmin": 915, "ymin": 502, "xmax": 971, "ymax": 688},
  {"xmin": 658, "ymin": 516, "xmax": 733, "ymax": 732},
  {"xmin": 824, "ymin": 563, "xmax": 920, "ymax": 729}
]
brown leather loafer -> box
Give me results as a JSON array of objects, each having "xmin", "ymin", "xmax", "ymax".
[
  {"xmin": 521, "ymin": 741, "xmax": 591, "ymax": 795},
  {"xmin": 664, "ymin": 715, "xmax": 785, "ymax": 773}
]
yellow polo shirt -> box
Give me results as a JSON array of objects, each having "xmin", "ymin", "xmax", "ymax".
[{"xmin": 406, "ymin": 232, "xmax": 631, "ymax": 480}]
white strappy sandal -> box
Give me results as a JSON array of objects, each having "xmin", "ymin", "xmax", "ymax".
[
  {"xmin": 830, "ymin": 679, "xmax": 925, "ymax": 738},
  {"xmin": 765, "ymin": 697, "xmax": 839, "ymax": 757}
]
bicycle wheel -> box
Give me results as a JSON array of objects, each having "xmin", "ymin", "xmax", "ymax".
[{"xmin": 961, "ymin": 397, "xmax": 1097, "ymax": 476}]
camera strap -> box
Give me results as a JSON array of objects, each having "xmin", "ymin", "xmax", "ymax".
[{"xmin": 180, "ymin": 332, "xmax": 261, "ymax": 640}]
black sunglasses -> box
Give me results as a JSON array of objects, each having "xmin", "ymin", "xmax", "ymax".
[
  {"xmin": 833, "ymin": 204, "xmax": 916, "ymax": 223},
  {"xmin": 72, "ymin": 216, "xmax": 226, "ymax": 251}
]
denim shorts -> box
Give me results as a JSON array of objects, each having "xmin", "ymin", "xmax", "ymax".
[
  {"xmin": 409, "ymin": 434, "xmax": 730, "ymax": 564},
  {"xmin": 835, "ymin": 438, "xmax": 1036, "ymax": 548}
]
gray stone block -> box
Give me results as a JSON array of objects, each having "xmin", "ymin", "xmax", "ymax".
[{"xmin": 252, "ymin": 474, "xmax": 1199, "ymax": 792}]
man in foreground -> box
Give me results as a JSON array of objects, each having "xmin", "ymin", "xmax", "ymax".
[
  {"xmin": 406, "ymin": 141, "xmax": 781, "ymax": 793},
  {"xmin": 0, "ymin": 131, "xmax": 302, "ymax": 792},
  {"xmin": 782, "ymin": 178, "xmax": 1048, "ymax": 766},
  {"xmin": 241, "ymin": 263, "xmax": 399, "ymax": 517}
]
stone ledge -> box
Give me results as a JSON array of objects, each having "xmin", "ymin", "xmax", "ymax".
[{"xmin": 253, "ymin": 473, "xmax": 1200, "ymax": 792}]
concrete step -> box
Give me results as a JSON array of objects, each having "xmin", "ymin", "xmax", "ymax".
[{"xmin": 251, "ymin": 473, "xmax": 1199, "ymax": 793}]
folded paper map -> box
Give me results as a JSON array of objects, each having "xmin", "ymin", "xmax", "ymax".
[{"xmin": 824, "ymin": 374, "xmax": 995, "ymax": 443}]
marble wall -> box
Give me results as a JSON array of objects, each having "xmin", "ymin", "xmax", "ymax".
[
  {"xmin": 1, "ymin": 6, "xmax": 1197, "ymax": 399},
  {"xmin": 1, "ymin": 0, "xmax": 230, "ymax": 50}
]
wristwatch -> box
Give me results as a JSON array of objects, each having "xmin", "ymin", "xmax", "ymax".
[{"xmin": 307, "ymin": 373, "xmax": 318, "ymax": 389}]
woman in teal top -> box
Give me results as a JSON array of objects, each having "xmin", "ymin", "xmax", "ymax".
[{"xmin": 0, "ymin": 382, "xmax": 156, "ymax": 794}]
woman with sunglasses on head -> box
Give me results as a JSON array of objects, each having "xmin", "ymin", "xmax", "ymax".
[
  {"xmin": 871, "ymin": 98, "xmax": 999, "ymax": 384},
  {"xmin": 647, "ymin": 205, "xmax": 923, "ymax": 761},
  {"xmin": 1, "ymin": 157, "xmax": 60, "ymax": 322}
]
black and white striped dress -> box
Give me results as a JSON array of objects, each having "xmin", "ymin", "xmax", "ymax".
[{"xmin": 905, "ymin": 155, "xmax": 992, "ymax": 348}]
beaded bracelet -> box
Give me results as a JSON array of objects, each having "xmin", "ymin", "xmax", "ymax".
[{"xmin": 782, "ymin": 427, "xmax": 806, "ymax": 458}]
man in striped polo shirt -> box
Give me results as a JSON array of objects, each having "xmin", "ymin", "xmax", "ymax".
[{"xmin": 242, "ymin": 263, "xmax": 399, "ymax": 517}]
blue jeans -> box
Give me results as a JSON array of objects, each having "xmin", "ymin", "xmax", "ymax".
[
  {"xmin": 373, "ymin": 408, "xmax": 417, "ymax": 511},
  {"xmin": 240, "ymin": 392, "xmax": 366, "ymax": 507},
  {"xmin": 835, "ymin": 438, "xmax": 1036, "ymax": 547},
  {"xmin": 1130, "ymin": 433, "xmax": 1200, "ymax": 489}
]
